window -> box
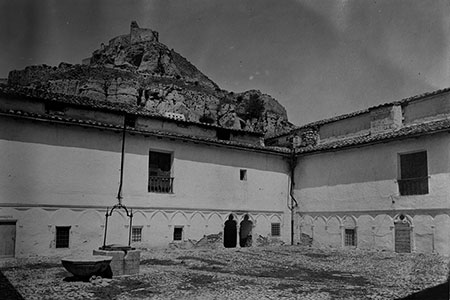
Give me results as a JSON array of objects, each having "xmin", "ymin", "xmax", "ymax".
[
  {"xmin": 55, "ymin": 226, "xmax": 70, "ymax": 248},
  {"xmin": 173, "ymin": 227, "xmax": 183, "ymax": 241},
  {"xmin": 398, "ymin": 151, "xmax": 428, "ymax": 195},
  {"xmin": 271, "ymin": 223, "xmax": 281, "ymax": 237},
  {"xmin": 216, "ymin": 128, "xmax": 231, "ymax": 141},
  {"xmin": 345, "ymin": 229, "xmax": 356, "ymax": 246},
  {"xmin": 131, "ymin": 227, "xmax": 142, "ymax": 242},
  {"xmin": 148, "ymin": 151, "xmax": 173, "ymax": 193},
  {"xmin": 240, "ymin": 169, "xmax": 247, "ymax": 181},
  {"xmin": 124, "ymin": 115, "xmax": 137, "ymax": 128},
  {"xmin": 45, "ymin": 102, "xmax": 66, "ymax": 115}
]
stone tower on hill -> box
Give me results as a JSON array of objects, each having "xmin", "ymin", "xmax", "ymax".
[
  {"xmin": 7, "ymin": 22, "xmax": 294, "ymax": 136},
  {"xmin": 130, "ymin": 21, "xmax": 159, "ymax": 44}
]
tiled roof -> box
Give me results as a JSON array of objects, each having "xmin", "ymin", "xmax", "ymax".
[
  {"xmin": 0, "ymin": 85, "xmax": 263, "ymax": 136},
  {"xmin": 0, "ymin": 108, "xmax": 290, "ymax": 155},
  {"xmin": 268, "ymin": 87, "xmax": 450, "ymax": 140},
  {"xmin": 297, "ymin": 117, "xmax": 450, "ymax": 154}
]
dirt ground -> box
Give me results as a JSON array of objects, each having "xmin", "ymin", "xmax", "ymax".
[{"xmin": 1, "ymin": 245, "xmax": 449, "ymax": 300}]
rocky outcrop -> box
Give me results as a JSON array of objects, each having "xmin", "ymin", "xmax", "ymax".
[{"xmin": 7, "ymin": 22, "xmax": 293, "ymax": 136}]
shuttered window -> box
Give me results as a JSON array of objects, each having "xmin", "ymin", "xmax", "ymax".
[{"xmin": 398, "ymin": 151, "xmax": 428, "ymax": 195}]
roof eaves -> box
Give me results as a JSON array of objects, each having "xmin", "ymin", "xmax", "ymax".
[
  {"xmin": 0, "ymin": 86, "xmax": 263, "ymax": 136},
  {"xmin": 0, "ymin": 109, "xmax": 289, "ymax": 155},
  {"xmin": 296, "ymin": 118, "xmax": 450, "ymax": 155},
  {"xmin": 293, "ymin": 87, "xmax": 450, "ymax": 131}
]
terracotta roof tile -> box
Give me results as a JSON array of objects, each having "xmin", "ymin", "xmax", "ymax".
[
  {"xmin": 1, "ymin": 108, "xmax": 290, "ymax": 155},
  {"xmin": 297, "ymin": 117, "xmax": 450, "ymax": 154},
  {"xmin": 268, "ymin": 87, "xmax": 450, "ymax": 140},
  {"xmin": 0, "ymin": 85, "xmax": 263, "ymax": 136}
]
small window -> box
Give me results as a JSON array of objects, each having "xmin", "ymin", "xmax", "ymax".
[
  {"xmin": 173, "ymin": 227, "xmax": 183, "ymax": 241},
  {"xmin": 216, "ymin": 128, "xmax": 231, "ymax": 141},
  {"xmin": 125, "ymin": 115, "xmax": 137, "ymax": 128},
  {"xmin": 271, "ymin": 223, "xmax": 281, "ymax": 237},
  {"xmin": 345, "ymin": 229, "xmax": 356, "ymax": 246},
  {"xmin": 398, "ymin": 151, "xmax": 428, "ymax": 195},
  {"xmin": 45, "ymin": 102, "xmax": 66, "ymax": 115},
  {"xmin": 131, "ymin": 227, "xmax": 142, "ymax": 242},
  {"xmin": 55, "ymin": 226, "xmax": 71, "ymax": 248},
  {"xmin": 240, "ymin": 169, "xmax": 247, "ymax": 181}
]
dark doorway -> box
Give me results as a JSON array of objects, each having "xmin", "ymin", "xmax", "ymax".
[
  {"xmin": 223, "ymin": 215, "xmax": 237, "ymax": 248},
  {"xmin": 239, "ymin": 215, "xmax": 253, "ymax": 247}
]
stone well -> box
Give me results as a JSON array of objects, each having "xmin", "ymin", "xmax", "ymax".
[{"xmin": 93, "ymin": 247, "xmax": 140, "ymax": 277}]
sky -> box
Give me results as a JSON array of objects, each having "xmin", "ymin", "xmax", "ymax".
[{"xmin": 1, "ymin": 0, "xmax": 449, "ymax": 125}]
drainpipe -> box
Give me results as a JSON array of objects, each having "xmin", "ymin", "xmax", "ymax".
[
  {"xmin": 288, "ymin": 147, "xmax": 299, "ymax": 245},
  {"xmin": 117, "ymin": 115, "xmax": 127, "ymax": 205}
]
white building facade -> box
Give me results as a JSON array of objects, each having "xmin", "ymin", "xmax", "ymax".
[
  {"xmin": 279, "ymin": 88, "xmax": 450, "ymax": 256},
  {"xmin": 2, "ymin": 86, "xmax": 450, "ymax": 258},
  {"xmin": 0, "ymin": 86, "xmax": 291, "ymax": 258}
]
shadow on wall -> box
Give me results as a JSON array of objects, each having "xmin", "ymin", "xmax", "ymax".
[
  {"xmin": 0, "ymin": 270, "xmax": 25, "ymax": 300},
  {"xmin": 395, "ymin": 279, "xmax": 449, "ymax": 300},
  {"xmin": 1, "ymin": 118, "xmax": 287, "ymax": 173},
  {"xmin": 296, "ymin": 132, "xmax": 450, "ymax": 188}
]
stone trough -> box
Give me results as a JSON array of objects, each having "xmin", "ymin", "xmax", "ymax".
[{"xmin": 61, "ymin": 255, "xmax": 113, "ymax": 279}]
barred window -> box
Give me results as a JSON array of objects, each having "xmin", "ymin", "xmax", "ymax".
[
  {"xmin": 132, "ymin": 227, "xmax": 142, "ymax": 242},
  {"xmin": 271, "ymin": 223, "xmax": 281, "ymax": 237},
  {"xmin": 55, "ymin": 226, "xmax": 70, "ymax": 248},
  {"xmin": 345, "ymin": 229, "xmax": 356, "ymax": 246},
  {"xmin": 173, "ymin": 227, "xmax": 183, "ymax": 241}
]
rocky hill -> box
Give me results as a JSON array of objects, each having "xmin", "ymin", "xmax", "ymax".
[{"xmin": 7, "ymin": 21, "xmax": 293, "ymax": 136}]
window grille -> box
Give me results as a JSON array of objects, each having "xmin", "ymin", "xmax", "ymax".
[
  {"xmin": 55, "ymin": 226, "xmax": 70, "ymax": 248},
  {"xmin": 131, "ymin": 227, "xmax": 142, "ymax": 242},
  {"xmin": 345, "ymin": 229, "xmax": 356, "ymax": 246},
  {"xmin": 271, "ymin": 223, "xmax": 281, "ymax": 237}
]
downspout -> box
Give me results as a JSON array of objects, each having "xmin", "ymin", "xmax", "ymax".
[
  {"xmin": 288, "ymin": 147, "xmax": 299, "ymax": 245},
  {"xmin": 117, "ymin": 115, "xmax": 127, "ymax": 204}
]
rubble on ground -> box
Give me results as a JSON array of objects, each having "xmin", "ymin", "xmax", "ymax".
[{"xmin": 1, "ymin": 245, "xmax": 448, "ymax": 300}]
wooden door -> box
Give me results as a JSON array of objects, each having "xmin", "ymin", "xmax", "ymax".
[
  {"xmin": 0, "ymin": 221, "xmax": 16, "ymax": 258},
  {"xmin": 395, "ymin": 222, "xmax": 411, "ymax": 253}
]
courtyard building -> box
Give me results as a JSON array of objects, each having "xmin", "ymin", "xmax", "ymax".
[
  {"xmin": 268, "ymin": 87, "xmax": 450, "ymax": 256},
  {"xmin": 0, "ymin": 86, "xmax": 290, "ymax": 258}
]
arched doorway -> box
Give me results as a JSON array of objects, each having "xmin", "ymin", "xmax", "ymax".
[
  {"xmin": 223, "ymin": 215, "xmax": 237, "ymax": 248},
  {"xmin": 394, "ymin": 214, "xmax": 412, "ymax": 253},
  {"xmin": 239, "ymin": 214, "xmax": 253, "ymax": 247}
]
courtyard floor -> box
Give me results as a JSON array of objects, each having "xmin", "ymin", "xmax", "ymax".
[{"xmin": 0, "ymin": 245, "xmax": 449, "ymax": 300}]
